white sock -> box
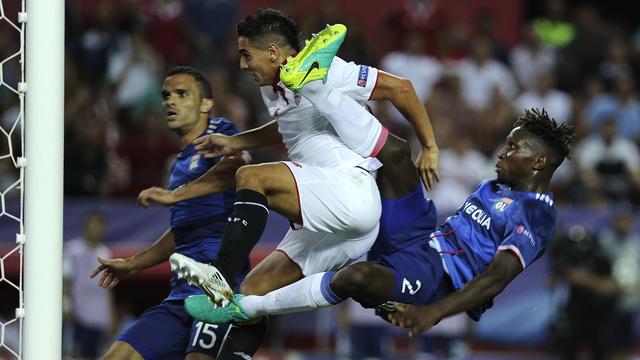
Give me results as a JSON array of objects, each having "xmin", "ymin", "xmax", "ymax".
[
  {"xmin": 238, "ymin": 272, "xmax": 343, "ymax": 317},
  {"xmin": 300, "ymin": 82, "xmax": 386, "ymax": 157}
]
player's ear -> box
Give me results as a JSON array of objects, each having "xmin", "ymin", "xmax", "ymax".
[
  {"xmin": 201, "ymin": 99, "xmax": 214, "ymax": 114},
  {"xmin": 533, "ymin": 154, "xmax": 547, "ymax": 171},
  {"xmin": 266, "ymin": 43, "xmax": 279, "ymax": 62}
]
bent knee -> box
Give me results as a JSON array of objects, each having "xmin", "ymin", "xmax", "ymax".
[
  {"xmin": 235, "ymin": 164, "xmax": 261, "ymax": 188},
  {"xmin": 332, "ymin": 263, "xmax": 377, "ymax": 292}
]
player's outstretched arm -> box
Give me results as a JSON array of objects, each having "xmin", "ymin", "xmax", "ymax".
[
  {"xmin": 370, "ymin": 71, "xmax": 440, "ymax": 189},
  {"xmin": 137, "ymin": 154, "xmax": 250, "ymax": 207},
  {"xmin": 194, "ymin": 120, "xmax": 282, "ymax": 158},
  {"xmin": 90, "ymin": 229, "xmax": 176, "ymax": 288},
  {"xmin": 389, "ymin": 251, "xmax": 522, "ymax": 336}
]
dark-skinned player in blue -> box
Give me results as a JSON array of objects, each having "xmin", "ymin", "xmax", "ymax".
[
  {"xmin": 186, "ymin": 108, "xmax": 576, "ymax": 340},
  {"xmin": 91, "ymin": 66, "xmax": 249, "ymax": 360}
]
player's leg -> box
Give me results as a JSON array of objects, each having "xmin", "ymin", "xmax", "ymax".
[
  {"xmin": 375, "ymin": 133, "xmax": 420, "ymax": 198},
  {"xmin": 229, "ymin": 262, "xmax": 394, "ymax": 319},
  {"xmin": 101, "ymin": 341, "xmax": 143, "ymax": 360},
  {"xmin": 209, "ymin": 162, "xmax": 300, "ymax": 289},
  {"xmin": 235, "ymin": 239, "xmax": 448, "ymax": 320},
  {"xmin": 329, "ymin": 262, "xmax": 396, "ymax": 305},
  {"xmin": 280, "ymin": 29, "xmax": 386, "ymax": 160},
  {"xmin": 185, "ymin": 353, "xmax": 215, "ymax": 360},
  {"xmin": 105, "ymin": 302, "xmax": 196, "ymax": 360},
  {"xmin": 365, "ymin": 132, "xmax": 439, "ymax": 257},
  {"xmin": 174, "ymin": 162, "xmax": 381, "ymax": 306},
  {"xmin": 216, "ymin": 251, "xmax": 305, "ymax": 359}
]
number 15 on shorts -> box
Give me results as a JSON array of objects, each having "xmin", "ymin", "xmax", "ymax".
[{"xmin": 193, "ymin": 322, "xmax": 219, "ymax": 349}]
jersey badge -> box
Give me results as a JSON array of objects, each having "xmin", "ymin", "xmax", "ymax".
[
  {"xmin": 357, "ymin": 65, "xmax": 369, "ymax": 87},
  {"xmin": 189, "ymin": 154, "xmax": 201, "ymax": 171},
  {"xmin": 494, "ymin": 197, "xmax": 513, "ymax": 212}
]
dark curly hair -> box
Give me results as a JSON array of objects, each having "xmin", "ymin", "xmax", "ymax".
[
  {"xmin": 236, "ymin": 8, "xmax": 301, "ymax": 52},
  {"xmin": 514, "ymin": 108, "xmax": 576, "ymax": 168}
]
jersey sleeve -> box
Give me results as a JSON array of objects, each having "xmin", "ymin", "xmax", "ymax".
[
  {"xmin": 215, "ymin": 119, "xmax": 240, "ymax": 136},
  {"xmin": 205, "ymin": 118, "xmax": 240, "ymax": 167},
  {"xmin": 498, "ymin": 198, "xmax": 556, "ymax": 269},
  {"xmin": 325, "ymin": 57, "xmax": 379, "ymax": 102}
]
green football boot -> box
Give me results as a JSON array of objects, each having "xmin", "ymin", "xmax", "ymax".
[
  {"xmin": 280, "ymin": 24, "xmax": 347, "ymax": 91},
  {"xmin": 185, "ymin": 294, "xmax": 252, "ymax": 324}
]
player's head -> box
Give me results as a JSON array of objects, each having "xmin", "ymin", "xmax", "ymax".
[
  {"xmin": 495, "ymin": 108, "xmax": 575, "ymax": 188},
  {"xmin": 236, "ymin": 8, "xmax": 301, "ymax": 85},
  {"xmin": 162, "ymin": 66, "xmax": 214, "ymax": 134},
  {"xmin": 84, "ymin": 211, "xmax": 105, "ymax": 245}
]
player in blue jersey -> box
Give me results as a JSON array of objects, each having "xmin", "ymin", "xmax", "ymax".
[
  {"xmin": 185, "ymin": 108, "xmax": 576, "ymax": 339},
  {"xmin": 90, "ymin": 66, "xmax": 249, "ymax": 359}
]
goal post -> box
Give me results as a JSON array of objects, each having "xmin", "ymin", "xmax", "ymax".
[{"xmin": 23, "ymin": 0, "xmax": 65, "ymax": 359}]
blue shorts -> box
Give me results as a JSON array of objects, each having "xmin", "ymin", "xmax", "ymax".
[
  {"xmin": 117, "ymin": 300, "xmax": 230, "ymax": 359},
  {"xmin": 371, "ymin": 239, "xmax": 452, "ymax": 305},
  {"xmin": 368, "ymin": 184, "xmax": 452, "ymax": 305},
  {"xmin": 368, "ymin": 184, "xmax": 437, "ymax": 256}
]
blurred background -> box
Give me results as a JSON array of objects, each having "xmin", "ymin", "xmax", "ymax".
[{"xmin": 1, "ymin": 0, "xmax": 640, "ymax": 358}]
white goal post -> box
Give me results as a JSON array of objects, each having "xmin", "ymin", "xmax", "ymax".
[{"xmin": 23, "ymin": 0, "xmax": 64, "ymax": 359}]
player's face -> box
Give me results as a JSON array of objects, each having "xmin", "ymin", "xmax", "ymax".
[
  {"xmin": 495, "ymin": 127, "xmax": 538, "ymax": 185},
  {"xmin": 161, "ymin": 74, "xmax": 204, "ymax": 133},
  {"xmin": 238, "ymin": 36, "xmax": 278, "ymax": 86}
]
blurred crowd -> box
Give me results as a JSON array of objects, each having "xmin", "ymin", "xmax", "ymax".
[{"xmin": 1, "ymin": 0, "xmax": 640, "ymax": 358}]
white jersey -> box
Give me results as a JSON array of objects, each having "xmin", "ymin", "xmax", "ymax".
[{"xmin": 261, "ymin": 57, "xmax": 382, "ymax": 170}]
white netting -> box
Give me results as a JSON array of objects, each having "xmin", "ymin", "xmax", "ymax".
[{"xmin": 0, "ymin": 0, "xmax": 25, "ymax": 359}]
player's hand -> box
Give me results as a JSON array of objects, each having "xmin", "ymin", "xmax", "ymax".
[
  {"xmin": 388, "ymin": 303, "xmax": 441, "ymax": 337},
  {"xmin": 193, "ymin": 133, "xmax": 235, "ymax": 158},
  {"xmin": 137, "ymin": 186, "xmax": 176, "ymax": 207},
  {"xmin": 416, "ymin": 147, "xmax": 440, "ymax": 191},
  {"xmin": 89, "ymin": 257, "xmax": 139, "ymax": 288}
]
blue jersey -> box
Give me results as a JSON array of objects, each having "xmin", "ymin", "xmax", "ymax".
[
  {"xmin": 168, "ymin": 117, "xmax": 238, "ymax": 227},
  {"xmin": 433, "ymin": 180, "xmax": 557, "ymax": 319},
  {"xmin": 166, "ymin": 117, "xmax": 243, "ymax": 301}
]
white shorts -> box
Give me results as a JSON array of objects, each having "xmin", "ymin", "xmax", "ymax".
[{"xmin": 277, "ymin": 162, "xmax": 382, "ymax": 275}]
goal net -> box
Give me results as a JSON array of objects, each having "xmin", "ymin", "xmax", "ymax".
[{"xmin": 1, "ymin": 0, "xmax": 64, "ymax": 359}]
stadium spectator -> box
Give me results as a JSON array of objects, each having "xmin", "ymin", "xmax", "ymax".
[
  {"xmin": 454, "ymin": 36, "xmax": 518, "ymax": 111},
  {"xmin": 381, "ymin": 0, "xmax": 446, "ymax": 56},
  {"xmin": 430, "ymin": 133, "xmax": 488, "ymax": 215},
  {"xmin": 114, "ymin": 108, "xmax": 179, "ymax": 197},
  {"xmin": 599, "ymin": 206, "xmax": 640, "ymax": 360},
  {"xmin": 574, "ymin": 118, "xmax": 640, "ymax": 203},
  {"xmin": 63, "ymin": 212, "xmax": 115, "ymax": 359},
  {"xmin": 514, "ymin": 72, "xmax": 572, "ymax": 123},
  {"xmin": 532, "ymin": 0, "xmax": 574, "ymax": 49},
  {"xmin": 549, "ymin": 224, "xmax": 619, "ymax": 360},
  {"xmin": 379, "ymin": 30, "xmax": 443, "ymax": 139},
  {"xmin": 424, "ymin": 71, "xmax": 475, "ymax": 150},
  {"xmin": 599, "ymin": 37, "xmax": 634, "ymax": 86},
  {"xmin": 555, "ymin": 4, "xmax": 614, "ymax": 91},
  {"xmin": 583, "ymin": 77, "xmax": 640, "ymax": 143},
  {"xmin": 511, "ymin": 23, "xmax": 557, "ymax": 92}
]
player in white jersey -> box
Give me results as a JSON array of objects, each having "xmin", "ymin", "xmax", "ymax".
[{"xmin": 161, "ymin": 9, "xmax": 439, "ymax": 358}]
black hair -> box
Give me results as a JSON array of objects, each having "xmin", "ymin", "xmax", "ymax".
[
  {"xmin": 165, "ymin": 66, "xmax": 213, "ymax": 99},
  {"xmin": 514, "ymin": 108, "xmax": 576, "ymax": 168},
  {"xmin": 236, "ymin": 8, "xmax": 301, "ymax": 52}
]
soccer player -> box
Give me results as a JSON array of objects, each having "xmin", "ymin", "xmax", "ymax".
[
  {"xmin": 186, "ymin": 109, "xmax": 577, "ymax": 341},
  {"xmin": 166, "ymin": 8, "xmax": 440, "ymax": 358},
  {"xmin": 90, "ymin": 66, "xmax": 249, "ymax": 359}
]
